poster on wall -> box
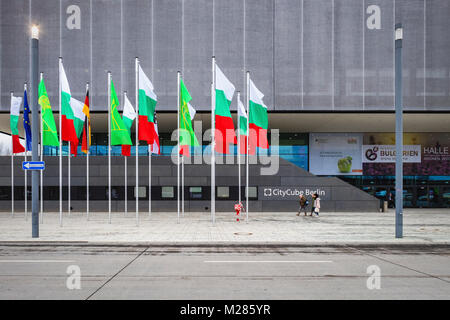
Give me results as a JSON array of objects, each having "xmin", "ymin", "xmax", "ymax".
[
  {"xmin": 309, "ymin": 133, "xmax": 363, "ymax": 175},
  {"xmin": 362, "ymin": 145, "xmax": 421, "ymax": 163},
  {"xmin": 363, "ymin": 133, "xmax": 450, "ymax": 175}
]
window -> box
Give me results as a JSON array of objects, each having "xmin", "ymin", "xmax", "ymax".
[
  {"xmin": 217, "ymin": 187, "xmax": 229, "ymax": 199},
  {"xmin": 189, "ymin": 187, "xmax": 203, "ymax": 200},
  {"xmin": 161, "ymin": 186, "xmax": 174, "ymax": 199},
  {"xmin": 134, "ymin": 186, "xmax": 147, "ymax": 199},
  {"xmin": 245, "ymin": 187, "xmax": 258, "ymax": 200}
]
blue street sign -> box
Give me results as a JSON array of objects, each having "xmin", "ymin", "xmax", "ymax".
[{"xmin": 22, "ymin": 161, "xmax": 45, "ymax": 170}]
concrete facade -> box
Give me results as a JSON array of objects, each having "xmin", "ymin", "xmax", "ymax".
[
  {"xmin": 0, "ymin": 155, "xmax": 380, "ymax": 212},
  {"xmin": 1, "ymin": 0, "xmax": 449, "ymax": 112}
]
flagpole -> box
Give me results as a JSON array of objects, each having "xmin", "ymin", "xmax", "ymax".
[
  {"xmin": 59, "ymin": 57, "xmax": 63, "ymax": 227},
  {"xmin": 86, "ymin": 82, "xmax": 90, "ymax": 221},
  {"xmin": 39, "ymin": 73, "xmax": 43, "ymax": 223},
  {"xmin": 135, "ymin": 58, "xmax": 139, "ymax": 226},
  {"xmin": 125, "ymin": 153, "xmax": 128, "ymax": 215},
  {"xmin": 11, "ymin": 151, "xmax": 14, "ymax": 217},
  {"xmin": 124, "ymin": 91, "xmax": 127, "ymax": 216},
  {"xmin": 24, "ymin": 149, "xmax": 27, "ymax": 220},
  {"xmin": 211, "ymin": 56, "xmax": 216, "ymax": 225},
  {"xmin": 108, "ymin": 71, "xmax": 112, "ymax": 224},
  {"xmin": 148, "ymin": 144, "xmax": 154, "ymax": 218},
  {"xmin": 23, "ymin": 84, "xmax": 28, "ymax": 221},
  {"xmin": 237, "ymin": 91, "xmax": 241, "ymax": 204},
  {"xmin": 246, "ymin": 71, "xmax": 250, "ymax": 223},
  {"xmin": 177, "ymin": 71, "xmax": 180, "ymax": 224},
  {"xmin": 23, "ymin": 83, "xmax": 28, "ymax": 220},
  {"xmin": 10, "ymin": 92, "xmax": 14, "ymax": 217},
  {"xmin": 68, "ymin": 141, "xmax": 71, "ymax": 216},
  {"xmin": 181, "ymin": 155, "xmax": 184, "ymax": 217},
  {"xmin": 24, "ymin": 87, "xmax": 27, "ymax": 219}
]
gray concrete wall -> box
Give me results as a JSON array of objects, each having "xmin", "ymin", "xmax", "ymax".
[
  {"xmin": 0, "ymin": 155, "xmax": 380, "ymax": 212},
  {"xmin": 1, "ymin": 0, "xmax": 449, "ymax": 112}
]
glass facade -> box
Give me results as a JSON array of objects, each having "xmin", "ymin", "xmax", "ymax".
[
  {"xmin": 37, "ymin": 131, "xmax": 450, "ymax": 208},
  {"xmin": 339, "ymin": 175, "xmax": 450, "ymax": 208},
  {"xmin": 42, "ymin": 132, "xmax": 309, "ymax": 171}
]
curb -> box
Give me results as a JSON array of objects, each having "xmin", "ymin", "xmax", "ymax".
[{"xmin": 0, "ymin": 241, "xmax": 448, "ymax": 248}]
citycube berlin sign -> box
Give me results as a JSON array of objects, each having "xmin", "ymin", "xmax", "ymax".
[
  {"xmin": 362, "ymin": 145, "xmax": 421, "ymax": 163},
  {"xmin": 260, "ymin": 187, "xmax": 331, "ymax": 201}
]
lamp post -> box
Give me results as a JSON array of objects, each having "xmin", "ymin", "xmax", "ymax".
[
  {"xmin": 395, "ymin": 23, "xmax": 403, "ymax": 238},
  {"xmin": 30, "ymin": 25, "xmax": 39, "ymax": 238}
]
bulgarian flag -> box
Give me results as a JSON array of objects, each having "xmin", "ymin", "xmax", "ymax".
[
  {"xmin": 121, "ymin": 94, "xmax": 136, "ymax": 156},
  {"xmin": 110, "ymin": 80, "xmax": 132, "ymax": 146},
  {"xmin": 248, "ymin": 79, "xmax": 269, "ymax": 154},
  {"xmin": 214, "ymin": 64, "xmax": 235, "ymax": 154},
  {"xmin": 138, "ymin": 65, "xmax": 157, "ymax": 145},
  {"xmin": 69, "ymin": 98, "xmax": 86, "ymax": 156},
  {"xmin": 60, "ymin": 63, "xmax": 79, "ymax": 149},
  {"xmin": 81, "ymin": 90, "xmax": 91, "ymax": 154},
  {"xmin": 10, "ymin": 95, "xmax": 25, "ymax": 154},
  {"xmin": 39, "ymin": 78, "xmax": 59, "ymax": 146},
  {"xmin": 237, "ymin": 96, "xmax": 248, "ymax": 155},
  {"xmin": 179, "ymin": 78, "xmax": 199, "ymax": 156}
]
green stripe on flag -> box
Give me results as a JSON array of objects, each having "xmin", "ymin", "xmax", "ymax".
[
  {"xmin": 138, "ymin": 89, "xmax": 157, "ymax": 122},
  {"xmin": 10, "ymin": 115, "xmax": 19, "ymax": 135},
  {"xmin": 239, "ymin": 116, "xmax": 247, "ymax": 136},
  {"xmin": 215, "ymin": 89, "xmax": 232, "ymax": 118},
  {"xmin": 249, "ymin": 101, "xmax": 268, "ymax": 130}
]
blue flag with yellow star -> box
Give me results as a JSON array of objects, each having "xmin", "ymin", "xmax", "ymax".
[{"xmin": 23, "ymin": 89, "xmax": 32, "ymax": 151}]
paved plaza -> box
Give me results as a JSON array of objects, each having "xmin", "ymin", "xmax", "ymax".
[{"xmin": 1, "ymin": 209, "xmax": 449, "ymax": 244}]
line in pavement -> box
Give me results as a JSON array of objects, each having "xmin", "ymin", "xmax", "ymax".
[
  {"xmin": 204, "ymin": 260, "xmax": 333, "ymax": 263},
  {"xmin": 0, "ymin": 260, "xmax": 75, "ymax": 263},
  {"xmin": 85, "ymin": 246, "xmax": 150, "ymax": 300}
]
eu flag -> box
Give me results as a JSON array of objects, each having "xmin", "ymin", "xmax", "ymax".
[{"xmin": 23, "ymin": 89, "xmax": 32, "ymax": 151}]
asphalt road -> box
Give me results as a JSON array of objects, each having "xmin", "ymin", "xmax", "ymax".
[{"xmin": 0, "ymin": 244, "xmax": 449, "ymax": 300}]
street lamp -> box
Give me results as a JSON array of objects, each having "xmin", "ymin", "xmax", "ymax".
[
  {"xmin": 31, "ymin": 25, "xmax": 39, "ymax": 39},
  {"xmin": 395, "ymin": 23, "xmax": 403, "ymax": 238},
  {"xmin": 30, "ymin": 24, "xmax": 39, "ymax": 238}
]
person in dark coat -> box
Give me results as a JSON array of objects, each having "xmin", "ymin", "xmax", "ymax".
[{"xmin": 297, "ymin": 194, "xmax": 308, "ymax": 216}]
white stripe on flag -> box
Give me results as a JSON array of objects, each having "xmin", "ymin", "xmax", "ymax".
[
  {"xmin": 123, "ymin": 94, "xmax": 136, "ymax": 121},
  {"xmin": 10, "ymin": 96, "xmax": 22, "ymax": 116},
  {"xmin": 138, "ymin": 65, "xmax": 157, "ymax": 101}
]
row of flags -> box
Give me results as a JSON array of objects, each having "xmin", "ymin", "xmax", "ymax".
[
  {"xmin": 9, "ymin": 61, "xmax": 268, "ymax": 159},
  {"xmin": 177, "ymin": 63, "xmax": 269, "ymax": 157},
  {"xmin": 10, "ymin": 62, "xmax": 161, "ymax": 157},
  {"xmin": 8, "ymin": 57, "xmax": 268, "ymax": 225}
]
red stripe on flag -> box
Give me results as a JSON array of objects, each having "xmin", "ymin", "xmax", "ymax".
[
  {"xmin": 249, "ymin": 123, "xmax": 268, "ymax": 152},
  {"xmin": 12, "ymin": 135, "xmax": 25, "ymax": 154},
  {"xmin": 179, "ymin": 145, "xmax": 190, "ymax": 157},
  {"xmin": 122, "ymin": 144, "xmax": 131, "ymax": 156},
  {"xmin": 61, "ymin": 115, "xmax": 79, "ymax": 146},
  {"xmin": 81, "ymin": 124, "xmax": 88, "ymax": 154},
  {"xmin": 214, "ymin": 115, "xmax": 236, "ymax": 154},
  {"xmin": 138, "ymin": 115, "xmax": 155, "ymax": 145},
  {"xmin": 70, "ymin": 142, "xmax": 78, "ymax": 157}
]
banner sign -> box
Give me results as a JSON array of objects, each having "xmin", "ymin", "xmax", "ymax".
[
  {"xmin": 362, "ymin": 145, "xmax": 421, "ymax": 163},
  {"xmin": 260, "ymin": 187, "xmax": 331, "ymax": 201},
  {"xmin": 363, "ymin": 133, "xmax": 450, "ymax": 175},
  {"xmin": 309, "ymin": 133, "xmax": 363, "ymax": 175}
]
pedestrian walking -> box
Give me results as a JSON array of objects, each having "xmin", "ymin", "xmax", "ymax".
[
  {"xmin": 388, "ymin": 191, "xmax": 395, "ymax": 208},
  {"xmin": 310, "ymin": 193, "xmax": 321, "ymax": 216},
  {"xmin": 297, "ymin": 194, "xmax": 308, "ymax": 216}
]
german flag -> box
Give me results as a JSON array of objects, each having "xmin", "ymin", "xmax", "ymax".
[{"xmin": 81, "ymin": 89, "xmax": 91, "ymax": 154}]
